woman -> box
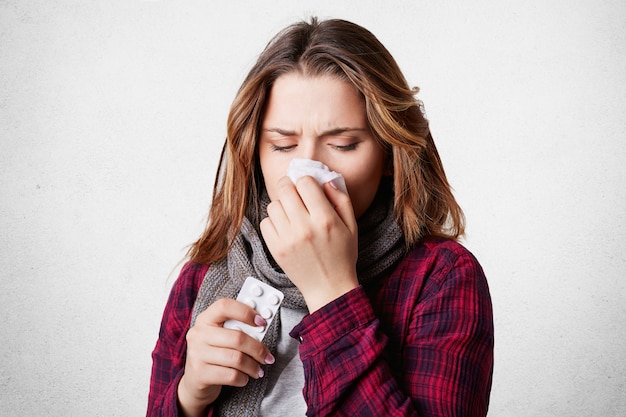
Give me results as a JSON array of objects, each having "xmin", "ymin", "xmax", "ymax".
[{"xmin": 148, "ymin": 17, "xmax": 493, "ymax": 417}]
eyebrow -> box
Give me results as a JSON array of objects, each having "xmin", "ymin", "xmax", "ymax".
[{"xmin": 262, "ymin": 127, "xmax": 369, "ymax": 137}]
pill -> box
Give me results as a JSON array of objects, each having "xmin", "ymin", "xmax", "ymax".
[
  {"xmin": 268, "ymin": 293, "xmax": 280, "ymax": 305},
  {"xmin": 251, "ymin": 285, "xmax": 263, "ymax": 297},
  {"xmin": 222, "ymin": 277, "xmax": 284, "ymax": 342},
  {"xmin": 261, "ymin": 307, "xmax": 273, "ymax": 319}
]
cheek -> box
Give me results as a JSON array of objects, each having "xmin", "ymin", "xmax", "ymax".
[
  {"xmin": 350, "ymin": 182, "xmax": 381, "ymax": 218},
  {"xmin": 260, "ymin": 158, "xmax": 285, "ymax": 201},
  {"xmin": 344, "ymin": 171, "xmax": 384, "ymax": 218}
]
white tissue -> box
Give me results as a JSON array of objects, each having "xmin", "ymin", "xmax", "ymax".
[{"xmin": 286, "ymin": 158, "xmax": 348, "ymax": 195}]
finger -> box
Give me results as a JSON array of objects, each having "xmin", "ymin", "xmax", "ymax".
[
  {"xmin": 265, "ymin": 200, "xmax": 291, "ymax": 234},
  {"xmin": 294, "ymin": 176, "xmax": 335, "ymax": 214},
  {"xmin": 188, "ymin": 321, "xmax": 274, "ymax": 366},
  {"xmin": 196, "ymin": 362, "xmax": 253, "ymax": 388},
  {"xmin": 261, "ymin": 201, "xmax": 294, "ymax": 252},
  {"xmin": 275, "ymin": 176, "xmax": 310, "ymax": 221},
  {"xmin": 260, "ymin": 216, "xmax": 278, "ymax": 244},
  {"xmin": 195, "ymin": 345, "xmax": 266, "ymax": 381},
  {"xmin": 196, "ymin": 298, "xmax": 266, "ymax": 328},
  {"xmin": 323, "ymin": 181, "xmax": 357, "ymax": 233}
]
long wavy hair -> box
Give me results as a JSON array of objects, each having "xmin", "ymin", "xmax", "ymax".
[{"xmin": 188, "ymin": 17, "xmax": 465, "ymax": 264}]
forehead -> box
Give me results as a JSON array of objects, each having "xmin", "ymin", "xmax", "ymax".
[{"xmin": 263, "ymin": 73, "xmax": 366, "ymax": 127}]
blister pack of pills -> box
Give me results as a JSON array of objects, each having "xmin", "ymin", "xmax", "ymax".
[{"xmin": 223, "ymin": 276, "xmax": 284, "ymax": 341}]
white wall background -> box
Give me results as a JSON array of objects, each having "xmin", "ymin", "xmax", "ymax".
[{"xmin": 1, "ymin": 1, "xmax": 624, "ymax": 415}]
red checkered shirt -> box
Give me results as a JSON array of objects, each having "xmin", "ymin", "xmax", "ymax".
[{"xmin": 147, "ymin": 236, "xmax": 494, "ymax": 416}]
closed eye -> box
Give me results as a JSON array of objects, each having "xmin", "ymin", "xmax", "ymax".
[
  {"xmin": 270, "ymin": 143, "xmax": 297, "ymax": 152},
  {"xmin": 331, "ymin": 142, "xmax": 359, "ymax": 151}
]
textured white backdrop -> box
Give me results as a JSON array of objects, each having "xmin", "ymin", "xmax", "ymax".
[{"xmin": 1, "ymin": 1, "xmax": 625, "ymax": 415}]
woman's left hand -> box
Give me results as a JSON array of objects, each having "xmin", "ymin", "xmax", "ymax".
[{"xmin": 260, "ymin": 176, "xmax": 359, "ymax": 312}]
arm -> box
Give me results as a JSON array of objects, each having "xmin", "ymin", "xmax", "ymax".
[
  {"xmin": 147, "ymin": 263, "xmax": 274, "ymax": 417},
  {"xmin": 402, "ymin": 250, "xmax": 494, "ymax": 416},
  {"xmin": 290, "ymin": 246, "xmax": 494, "ymax": 417},
  {"xmin": 146, "ymin": 263, "xmax": 215, "ymax": 417},
  {"xmin": 291, "ymin": 286, "xmax": 416, "ymax": 416}
]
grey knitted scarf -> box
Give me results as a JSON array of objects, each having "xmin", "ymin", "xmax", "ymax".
[{"xmin": 190, "ymin": 184, "xmax": 404, "ymax": 416}]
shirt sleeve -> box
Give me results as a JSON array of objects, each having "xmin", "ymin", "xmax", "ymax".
[
  {"xmin": 146, "ymin": 262, "xmax": 215, "ymax": 417},
  {"xmin": 289, "ymin": 245, "xmax": 494, "ymax": 417},
  {"xmin": 402, "ymin": 249, "xmax": 494, "ymax": 417},
  {"xmin": 290, "ymin": 286, "xmax": 415, "ymax": 416}
]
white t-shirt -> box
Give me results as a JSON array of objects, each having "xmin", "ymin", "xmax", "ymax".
[{"xmin": 259, "ymin": 307, "xmax": 307, "ymax": 416}]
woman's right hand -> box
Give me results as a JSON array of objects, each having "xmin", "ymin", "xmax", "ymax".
[{"xmin": 176, "ymin": 298, "xmax": 276, "ymax": 417}]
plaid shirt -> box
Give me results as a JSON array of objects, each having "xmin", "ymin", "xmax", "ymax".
[{"xmin": 147, "ymin": 236, "xmax": 493, "ymax": 416}]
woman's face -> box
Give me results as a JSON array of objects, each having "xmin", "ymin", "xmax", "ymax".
[{"xmin": 259, "ymin": 73, "xmax": 386, "ymax": 218}]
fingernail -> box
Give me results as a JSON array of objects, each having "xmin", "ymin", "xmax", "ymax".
[
  {"xmin": 254, "ymin": 315, "xmax": 267, "ymax": 327},
  {"xmin": 328, "ymin": 180, "xmax": 338, "ymax": 190},
  {"xmin": 258, "ymin": 368, "xmax": 265, "ymax": 378},
  {"xmin": 265, "ymin": 353, "xmax": 275, "ymax": 365}
]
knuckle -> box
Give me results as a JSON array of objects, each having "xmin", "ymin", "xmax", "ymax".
[
  {"xmin": 256, "ymin": 346, "xmax": 269, "ymax": 362},
  {"xmin": 277, "ymin": 177, "xmax": 294, "ymax": 193},
  {"xmin": 185, "ymin": 327, "xmax": 198, "ymax": 343},
  {"xmin": 213, "ymin": 298, "xmax": 230, "ymax": 310},
  {"xmin": 295, "ymin": 176, "xmax": 318, "ymax": 194},
  {"xmin": 229, "ymin": 349, "xmax": 245, "ymax": 367},
  {"xmin": 221, "ymin": 367, "xmax": 248, "ymax": 387},
  {"xmin": 273, "ymin": 245, "xmax": 290, "ymax": 260},
  {"xmin": 195, "ymin": 306, "xmax": 213, "ymax": 323},
  {"xmin": 236, "ymin": 374, "xmax": 250, "ymax": 387},
  {"xmin": 317, "ymin": 216, "xmax": 334, "ymax": 233},
  {"xmin": 266, "ymin": 201, "xmax": 280, "ymax": 215},
  {"xmin": 219, "ymin": 367, "xmax": 236, "ymax": 383},
  {"xmin": 297, "ymin": 175, "xmax": 316, "ymax": 187},
  {"xmin": 296, "ymin": 226, "xmax": 314, "ymax": 242},
  {"xmin": 233, "ymin": 330, "xmax": 248, "ymax": 346}
]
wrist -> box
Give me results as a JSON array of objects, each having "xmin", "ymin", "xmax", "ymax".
[
  {"xmin": 291, "ymin": 286, "xmax": 375, "ymax": 359},
  {"xmin": 177, "ymin": 374, "xmax": 216, "ymax": 417},
  {"xmin": 304, "ymin": 279, "xmax": 358, "ymax": 312}
]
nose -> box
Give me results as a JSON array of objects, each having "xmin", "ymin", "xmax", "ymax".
[{"xmin": 298, "ymin": 137, "xmax": 321, "ymax": 162}]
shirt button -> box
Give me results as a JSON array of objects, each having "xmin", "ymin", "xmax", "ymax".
[{"xmin": 298, "ymin": 336, "xmax": 303, "ymax": 343}]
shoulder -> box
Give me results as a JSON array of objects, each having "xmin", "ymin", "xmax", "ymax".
[
  {"xmin": 179, "ymin": 262, "xmax": 210, "ymax": 290},
  {"xmin": 409, "ymin": 236, "xmax": 477, "ymax": 261},
  {"xmin": 156, "ymin": 261, "xmax": 210, "ymax": 344},
  {"xmin": 383, "ymin": 236, "xmax": 488, "ymax": 302},
  {"xmin": 397, "ymin": 236, "xmax": 482, "ymax": 276},
  {"xmin": 166, "ymin": 262, "xmax": 210, "ymax": 310}
]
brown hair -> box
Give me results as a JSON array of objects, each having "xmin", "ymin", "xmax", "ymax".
[{"xmin": 188, "ymin": 17, "xmax": 464, "ymax": 264}]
